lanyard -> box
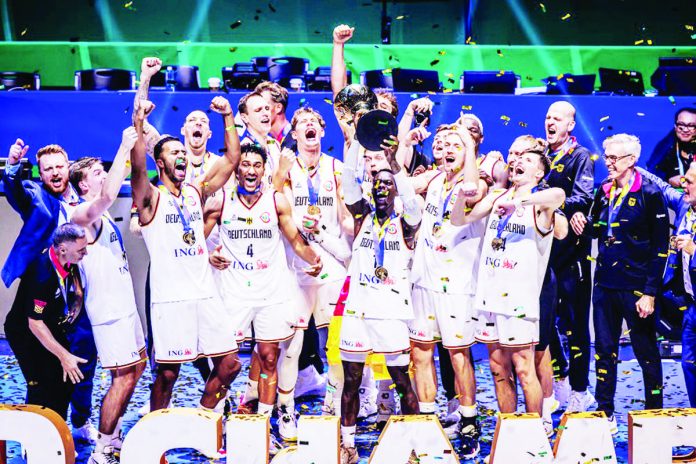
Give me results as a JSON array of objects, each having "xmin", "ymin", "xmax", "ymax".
[
  {"xmin": 433, "ymin": 178, "xmax": 459, "ymax": 231},
  {"xmin": 549, "ymin": 136, "xmax": 577, "ymax": 171},
  {"xmin": 606, "ymin": 172, "xmax": 636, "ymax": 238},
  {"xmin": 187, "ymin": 152, "xmax": 214, "ymax": 181},
  {"xmin": 297, "ymin": 155, "xmax": 321, "ymax": 207},
  {"xmin": 495, "ymin": 186, "xmax": 538, "ymax": 239},
  {"xmin": 158, "ymin": 185, "xmax": 192, "ymax": 235},
  {"xmin": 372, "ymin": 212, "xmax": 396, "ymax": 269},
  {"xmin": 679, "ymin": 208, "xmax": 696, "ymax": 236},
  {"xmin": 105, "ymin": 215, "xmax": 126, "ymax": 261}
]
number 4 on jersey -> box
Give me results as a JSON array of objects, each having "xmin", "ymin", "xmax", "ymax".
[{"xmin": 247, "ymin": 244, "xmax": 254, "ymax": 257}]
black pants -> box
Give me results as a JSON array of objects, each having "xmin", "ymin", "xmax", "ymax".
[
  {"xmin": 298, "ymin": 315, "xmax": 325, "ymax": 374},
  {"xmin": 593, "ymin": 286, "xmax": 663, "ymax": 416},
  {"xmin": 553, "ymin": 260, "xmax": 592, "ymax": 391},
  {"xmin": 67, "ymin": 309, "xmax": 97, "ymax": 427},
  {"xmin": 536, "ymin": 267, "xmax": 558, "ymax": 352},
  {"xmin": 6, "ymin": 328, "xmax": 74, "ymax": 420}
]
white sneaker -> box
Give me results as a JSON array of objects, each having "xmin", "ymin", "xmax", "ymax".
[
  {"xmin": 88, "ymin": 446, "xmax": 119, "ymax": 464},
  {"xmin": 294, "ymin": 366, "xmax": 326, "ymax": 398},
  {"xmin": 111, "ymin": 432, "xmax": 123, "ymax": 457},
  {"xmin": 357, "ymin": 387, "xmax": 378, "ymax": 419},
  {"xmin": 278, "ymin": 405, "xmax": 298, "ymax": 441},
  {"xmin": 566, "ymin": 390, "xmax": 596, "ymax": 413},
  {"xmin": 73, "ymin": 421, "xmax": 98, "ymax": 445},
  {"xmin": 607, "ymin": 414, "xmax": 618, "ymax": 435},
  {"xmin": 553, "ymin": 376, "xmax": 571, "ymax": 409}
]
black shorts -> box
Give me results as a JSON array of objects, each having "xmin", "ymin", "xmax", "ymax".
[{"xmin": 536, "ymin": 267, "xmax": 557, "ymax": 352}]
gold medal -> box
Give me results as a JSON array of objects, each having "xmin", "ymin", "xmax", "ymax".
[
  {"xmin": 375, "ymin": 266, "xmax": 389, "ymax": 281},
  {"xmin": 432, "ymin": 224, "xmax": 442, "ymax": 237},
  {"xmin": 307, "ymin": 204, "xmax": 321, "ymax": 215},
  {"xmin": 669, "ymin": 235, "xmax": 678, "ymax": 250},
  {"xmin": 183, "ymin": 230, "xmax": 196, "ymax": 245},
  {"xmin": 491, "ymin": 237, "xmax": 504, "ymax": 251}
]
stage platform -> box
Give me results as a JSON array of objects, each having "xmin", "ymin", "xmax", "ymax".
[
  {"xmin": 0, "ymin": 91, "xmax": 692, "ymax": 183},
  {"xmin": 0, "ymin": 341, "xmax": 690, "ymax": 463}
]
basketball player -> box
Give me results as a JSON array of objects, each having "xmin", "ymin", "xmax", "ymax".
[
  {"xmin": 408, "ymin": 124, "xmax": 483, "ymax": 458},
  {"xmin": 205, "ymin": 142, "xmax": 322, "ymax": 441},
  {"xmin": 130, "ymin": 95, "xmax": 243, "ymax": 412},
  {"xmin": 69, "ymin": 114, "xmax": 148, "ymax": 463},
  {"xmin": 338, "ymin": 135, "xmax": 423, "ymax": 463},
  {"xmin": 451, "ymin": 140, "xmax": 565, "ymax": 421},
  {"xmin": 457, "ymin": 113, "xmax": 508, "ymax": 188}
]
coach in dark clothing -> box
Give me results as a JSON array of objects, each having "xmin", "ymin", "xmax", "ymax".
[
  {"xmin": 4, "ymin": 223, "xmax": 89, "ymax": 419},
  {"xmin": 571, "ymin": 133, "xmax": 668, "ymax": 427},
  {"xmin": 645, "ymin": 107, "xmax": 696, "ymax": 187},
  {"xmin": 543, "ymin": 101, "xmax": 595, "ymax": 409}
]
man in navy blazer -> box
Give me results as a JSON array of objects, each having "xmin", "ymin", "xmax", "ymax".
[
  {"xmin": 639, "ymin": 165, "xmax": 696, "ymax": 408},
  {"xmin": 2, "ymin": 139, "xmax": 98, "ymax": 442}
]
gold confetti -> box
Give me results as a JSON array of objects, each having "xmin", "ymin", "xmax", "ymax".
[
  {"xmin": 600, "ymin": 116, "xmax": 610, "ymax": 122},
  {"xmin": 462, "ymin": 105, "xmax": 472, "ymax": 110},
  {"xmin": 539, "ymin": 3, "xmax": 546, "ymax": 12},
  {"xmin": 20, "ymin": 28, "xmax": 28, "ymax": 36},
  {"xmin": 395, "ymin": 15, "xmax": 407, "ymax": 20},
  {"xmin": 561, "ymin": 13, "xmax": 571, "ymax": 20},
  {"xmin": 634, "ymin": 39, "xmax": 644, "ymax": 45}
]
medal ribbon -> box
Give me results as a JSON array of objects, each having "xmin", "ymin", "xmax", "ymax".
[
  {"xmin": 105, "ymin": 215, "xmax": 127, "ymax": 261},
  {"xmin": 606, "ymin": 172, "xmax": 636, "ymax": 239},
  {"xmin": 678, "ymin": 208, "xmax": 696, "ymax": 236},
  {"xmin": 372, "ymin": 212, "xmax": 396, "ymax": 271},
  {"xmin": 297, "ymin": 155, "xmax": 321, "ymax": 208},
  {"xmin": 433, "ymin": 179, "xmax": 459, "ymax": 232},
  {"xmin": 158, "ymin": 185, "xmax": 192, "ymax": 237},
  {"xmin": 549, "ymin": 136, "xmax": 577, "ymax": 171}
]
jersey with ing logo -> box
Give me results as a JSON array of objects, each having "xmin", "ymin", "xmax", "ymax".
[
  {"xmin": 475, "ymin": 188, "xmax": 553, "ymax": 320},
  {"xmin": 80, "ymin": 213, "xmax": 137, "ymax": 325},
  {"xmin": 411, "ymin": 172, "xmax": 485, "ymax": 295},
  {"xmin": 286, "ymin": 154, "xmax": 347, "ymax": 285},
  {"xmin": 344, "ymin": 212, "xmax": 414, "ymax": 320},
  {"xmin": 217, "ymin": 189, "xmax": 292, "ymax": 304},
  {"xmin": 141, "ymin": 183, "xmax": 215, "ymax": 304}
]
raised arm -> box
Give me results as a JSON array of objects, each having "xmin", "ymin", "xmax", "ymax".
[
  {"xmin": 396, "ymin": 123, "xmax": 431, "ymax": 172},
  {"xmin": 276, "ymin": 191, "xmax": 323, "ymax": 276},
  {"xmin": 636, "ymin": 166, "xmax": 685, "ymax": 212},
  {"xmin": 192, "ymin": 97, "xmax": 240, "ymax": 198},
  {"xmin": 130, "ymin": 102, "xmax": 158, "ymax": 223},
  {"xmin": 341, "ymin": 136, "xmax": 372, "ymax": 220},
  {"xmin": 132, "ymin": 57, "xmax": 161, "ymax": 127},
  {"xmin": 331, "ymin": 24, "xmax": 354, "ymax": 98},
  {"xmin": 2, "ymin": 138, "xmax": 34, "ymax": 214},
  {"xmin": 71, "ymin": 127, "xmax": 138, "ymax": 227},
  {"xmin": 450, "ymin": 188, "xmax": 499, "ymax": 226},
  {"xmin": 398, "ymin": 97, "xmax": 433, "ymax": 142},
  {"xmin": 382, "ymin": 136, "xmax": 422, "ymax": 229},
  {"xmin": 455, "ymin": 125, "xmax": 482, "ymax": 195}
]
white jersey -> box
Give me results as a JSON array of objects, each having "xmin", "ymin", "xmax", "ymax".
[
  {"xmin": 216, "ymin": 189, "xmax": 294, "ymax": 304},
  {"xmin": 79, "ymin": 214, "xmax": 138, "ymax": 325},
  {"xmin": 477, "ymin": 153, "xmax": 505, "ymax": 181},
  {"xmin": 475, "ymin": 188, "xmax": 553, "ymax": 320},
  {"xmin": 185, "ymin": 151, "xmax": 222, "ymax": 185},
  {"xmin": 344, "ymin": 212, "xmax": 414, "ymax": 320},
  {"xmin": 141, "ymin": 184, "xmax": 215, "ymax": 304},
  {"xmin": 411, "ymin": 172, "xmax": 485, "ymax": 295},
  {"xmin": 286, "ymin": 154, "xmax": 348, "ymax": 285}
]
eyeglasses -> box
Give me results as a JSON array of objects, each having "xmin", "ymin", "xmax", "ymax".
[
  {"xmin": 676, "ymin": 122, "xmax": 696, "ymax": 131},
  {"xmin": 603, "ymin": 154, "xmax": 633, "ymax": 163}
]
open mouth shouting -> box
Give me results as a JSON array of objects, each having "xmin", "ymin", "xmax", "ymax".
[
  {"xmin": 173, "ymin": 157, "xmax": 187, "ymax": 178},
  {"xmin": 305, "ymin": 127, "xmax": 318, "ymax": 143}
]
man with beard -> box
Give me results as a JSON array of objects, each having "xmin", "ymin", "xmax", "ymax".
[
  {"xmin": 339, "ymin": 135, "xmax": 422, "ymax": 464},
  {"xmin": 648, "ymin": 107, "xmax": 696, "ymax": 186},
  {"xmin": 205, "ymin": 143, "xmax": 322, "ymax": 442},
  {"xmin": 1, "ymin": 138, "xmax": 99, "ymax": 443},
  {"xmin": 452, "ymin": 142, "xmax": 565, "ymax": 425},
  {"xmin": 131, "ymin": 95, "xmax": 243, "ymax": 412},
  {"xmin": 543, "ymin": 101, "xmax": 595, "ymax": 413},
  {"xmin": 68, "ymin": 113, "xmax": 148, "ymax": 463},
  {"xmin": 407, "ymin": 125, "xmax": 483, "ymax": 458},
  {"xmin": 570, "ymin": 134, "xmax": 667, "ymax": 433}
]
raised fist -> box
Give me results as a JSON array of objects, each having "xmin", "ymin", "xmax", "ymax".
[
  {"xmin": 210, "ymin": 96, "xmax": 232, "ymax": 115},
  {"xmin": 136, "ymin": 100, "xmax": 155, "ymax": 121},
  {"xmin": 279, "ymin": 147, "xmax": 295, "ymax": 173},
  {"xmin": 404, "ymin": 126, "xmax": 431, "ymax": 147},
  {"xmin": 140, "ymin": 57, "xmax": 162, "ymax": 79},
  {"xmin": 8, "ymin": 138, "xmax": 29, "ymax": 165},
  {"xmin": 333, "ymin": 24, "xmax": 354, "ymax": 45},
  {"xmin": 121, "ymin": 127, "xmax": 139, "ymax": 151}
]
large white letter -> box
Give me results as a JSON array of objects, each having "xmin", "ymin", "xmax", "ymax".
[
  {"xmin": 628, "ymin": 408, "xmax": 696, "ymax": 464},
  {"xmin": 0, "ymin": 404, "xmax": 74, "ymax": 464},
  {"xmin": 269, "ymin": 415, "xmax": 340, "ymax": 464},
  {"xmin": 553, "ymin": 411, "xmax": 617, "ymax": 464},
  {"xmin": 369, "ymin": 415, "xmax": 459, "ymax": 463},
  {"xmin": 119, "ymin": 408, "xmax": 222, "ymax": 464},
  {"xmin": 226, "ymin": 414, "xmax": 271, "ymax": 464},
  {"xmin": 488, "ymin": 413, "xmax": 553, "ymax": 464}
]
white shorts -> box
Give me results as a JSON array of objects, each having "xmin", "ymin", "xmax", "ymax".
[
  {"xmin": 475, "ymin": 310, "xmax": 539, "ymax": 347},
  {"xmin": 339, "ymin": 314, "xmax": 410, "ymax": 356},
  {"xmin": 228, "ymin": 301, "xmax": 296, "ymax": 343},
  {"xmin": 151, "ymin": 296, "xmax": 238, "ymax": 364},
  {"xmin": 408, "ymin": 286, "xmax": 476, "ymax": 349},
  {"xmin": 92, "ymin": 311, "xmax": 146, "ymax": 370},
  {"xmin": 296, "ymin": 280, "xmax": 343, "ymax": 329}
]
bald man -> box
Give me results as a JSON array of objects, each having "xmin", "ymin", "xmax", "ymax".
[{"xmin": 543, "ymin": 101, "xmax": 595, "ymax": 413}]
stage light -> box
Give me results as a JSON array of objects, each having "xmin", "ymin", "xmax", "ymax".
[
  {"xmin": 74, "ymin": 69, "xmax": 136, "ymax": 91},
  {"xmin": 0, "ymin": 71, "xmax": 40, "ymax": 90}
]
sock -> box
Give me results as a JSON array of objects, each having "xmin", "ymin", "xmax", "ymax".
[
  {"xmin": 258, "ymin": 402, "xmax": 274, "ymax": 416},
  {"xmin": 542, "ymin": 396, "xmax": 554, "ymax": 421},
  {"xmin": 198, "ymin": 401, "xmax": 214, "ymax": 413},
  {"xmin": 341, "ymin": 425, "xmax": 356, "ymax": 448},
  {"xmin": 418, "ymin": 401, "xmax": 436, "ymax": 414},
  {"xmin": 278, "ymin": 390, "xmax": 295, "ymax": 411},
  {"xmin": 278, "ymin": 332, "xmax": 303, "ymax": 392},
  {"xmin": 458, "ymin": 403, "xmax": 477, "ymax": 418},
  {"xmin": 114, "ymin": 416, "xmax": 123, "ymax": 440},
  {"xmin": 95, "ymin": 430, "xmax": 117, "ymax": 453},
  {"xmin": 243, "ymin": 379, "xmax": 259, "ymax": 403}
]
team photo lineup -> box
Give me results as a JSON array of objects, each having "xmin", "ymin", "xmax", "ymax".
[{"xmin": 2, "ymin": 23, "xmax": 696, "ymax": 464}]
